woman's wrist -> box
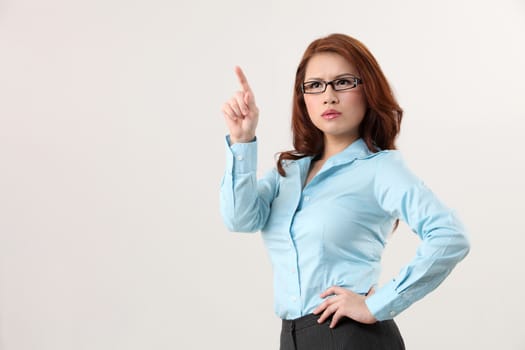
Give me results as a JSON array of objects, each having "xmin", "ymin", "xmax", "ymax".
[{"xmin": 230, "ymin": 134, "xmax": 256, "ymax": 144}]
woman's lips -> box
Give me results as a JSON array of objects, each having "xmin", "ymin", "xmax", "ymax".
[{"xmin": 322, "ymin": 109, "xmax": 341, "ymax": 120}]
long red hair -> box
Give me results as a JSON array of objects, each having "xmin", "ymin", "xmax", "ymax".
[{"xmin": 277, "ymin": 33, "xmax": 403, "ymax": 176}]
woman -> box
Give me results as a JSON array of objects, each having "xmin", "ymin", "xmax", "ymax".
[{"xmin": 220, "ymin": 33, "xmax": 469, "ymax": 349}]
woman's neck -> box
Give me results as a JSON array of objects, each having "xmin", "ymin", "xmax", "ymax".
[{"xmin": 319, "ymin": 135, "xmax": 360, "ymax": 161}]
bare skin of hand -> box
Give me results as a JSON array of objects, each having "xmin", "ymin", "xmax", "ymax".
[
  {"xmin": 313, "ymin": 286, "xmax": 377, "ymax": 328},
  {"xmin": 221, "ymin": 66, "xmax": 259, "ymax": 144}
]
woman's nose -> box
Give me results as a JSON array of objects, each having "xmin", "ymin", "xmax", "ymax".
[{"xmin": 323, "ymin": 85, "xmax": 339, "ymax": 104}]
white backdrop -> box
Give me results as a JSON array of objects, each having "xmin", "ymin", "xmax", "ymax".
[{"xmin": 1, "ymin": 0, "xmax": 524, "ymax": 349}]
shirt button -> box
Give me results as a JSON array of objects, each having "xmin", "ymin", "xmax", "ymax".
[
  {"xmin": 390, "ymin": 311, "xmax": 396, "ymax": 317},
  {"xmin": 291, "ymin": 296, "xmax": 297, "ymax": 302},
  {"xmin": 304, "ymin": 196, "xmax": 310, "ymax": 201},
  {"xmin": 236, "ymin": 155, "xmax": 244, "ymax": 161}
]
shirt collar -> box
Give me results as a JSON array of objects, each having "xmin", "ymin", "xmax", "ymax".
[
  {"xmin": 323, "ymin": 138, "xmax": 379, "ymax": 167},
  {"xmin": 294, "ymin": 138, "xmax": 379, "ymax": 176},
  {"xmin": 338, "ymin": 138, "xmax": 374, "ymax": 160}
]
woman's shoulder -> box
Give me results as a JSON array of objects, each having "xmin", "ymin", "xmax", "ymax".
[{"xmin": 370, "ymin": 150, "xmax": 420, "ymax": 188}]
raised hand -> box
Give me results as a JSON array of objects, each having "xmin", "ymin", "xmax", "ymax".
[{"xmin": 222, "ymin": 66, "xmax": 259, "ymax": 144}]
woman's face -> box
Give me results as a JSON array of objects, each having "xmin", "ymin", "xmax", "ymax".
[{"xmin": 303, "ymin": 52, "xmax": 367, "ymax": 145}]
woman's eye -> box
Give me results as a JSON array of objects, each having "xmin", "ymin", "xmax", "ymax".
[
  {"xmin": 306, "ymin": 81, "xmax": 321, "ymax": 89},
  {"xmin": 336, "ymin": 79, "xmax": 352, "ymax": 86}
]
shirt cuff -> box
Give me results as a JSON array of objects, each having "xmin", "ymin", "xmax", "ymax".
[
  {"xmin": 224, "ymin": 135, "xmax": 258, "ymax": 175},
  {"xmin": 365, "ymin": 279, "xmax": 411, "ymax": 321}
]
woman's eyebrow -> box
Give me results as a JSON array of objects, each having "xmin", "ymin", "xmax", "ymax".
[
  {"xmin": 335, "ymin": 73, "xmax": 358, "ymax": 78},
  {"xmin": 304, "ymin": 73, "xmax": 357, "ymax": 81}
]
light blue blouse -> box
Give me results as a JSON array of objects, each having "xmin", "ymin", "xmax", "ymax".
[{"xmin": 220, "ymin": 136, "xmax": 470, "ymax": 321}]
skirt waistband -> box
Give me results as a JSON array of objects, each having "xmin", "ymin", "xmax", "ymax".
[{"xmin": 281, "ymin": 314, "xmax": 328, "ymax": 332}]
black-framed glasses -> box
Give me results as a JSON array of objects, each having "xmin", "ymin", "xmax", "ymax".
[{"xmin": 302, "ymin": 75, "xmax": 362, "ymax": 94}]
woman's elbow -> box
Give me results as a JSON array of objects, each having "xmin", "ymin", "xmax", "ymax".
[
  {"xmin": 221, "ymin": 214, "xmax": 261, "ymax": 233},
  {"xmin": 449, "ymin": 229, "xmax": 470, "ymax": 262}
]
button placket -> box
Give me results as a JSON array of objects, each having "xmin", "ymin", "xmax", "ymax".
[{"xmin": 286, "ymin": 236, "xmax": 301, "ymax": 314}]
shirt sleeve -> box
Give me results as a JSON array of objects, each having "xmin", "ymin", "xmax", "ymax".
[
  {"xmin": 365, "ymin": 151, "xmax": 470, "ymax": 321},
  {"xmin": 220, "ymin": 135, "xmax": 279, "ymax": 233}
]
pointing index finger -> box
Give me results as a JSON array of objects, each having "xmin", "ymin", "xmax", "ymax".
[{"xmin": 235, "ymin": 66, "xmax": 252, "ymax": 93}]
